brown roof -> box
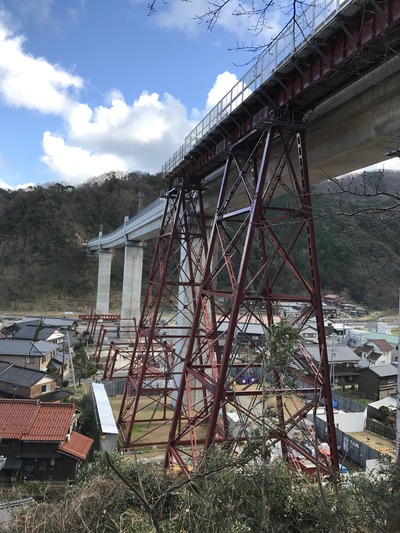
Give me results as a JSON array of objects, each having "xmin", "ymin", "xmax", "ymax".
[
  {"xmin": 370, "ymin": 339, "xmax": 394, "ymax": 352},
  {"xmin": 0, "ymin": 399, "xmax": 77, "ymax": 441},
  {"xmin": 58, "ymin": 431, "xmax": 93, "ymax": 460}
]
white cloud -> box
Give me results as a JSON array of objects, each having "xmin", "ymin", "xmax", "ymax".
[
  {"xmin": 150, "ymin": 0, "xmax": 282, "ymax": 42},
  {"xmin": 41, "ymin": 132, "xmax": 129, "ymax": 185},
  {"xmin": 0, "ymin": 152, "xmax": 34, "ymax": 190},
  {"xmin": 0, "ymin": 15, "xmax": 83, "ymax": 115},
  {"xmin": 0, "ymin": 9, "xmax": 241, "ymax": 185},
  {"xmin": 41, "ymin": 90, "xmax": 197, "ymax": 181},
  {"xmin": 205, "ymin": 71, "xmax": 239, "ymax": 109},
  {"xmin": 0, "ymin": 180, "xmax": 36, "ymax": 190}
]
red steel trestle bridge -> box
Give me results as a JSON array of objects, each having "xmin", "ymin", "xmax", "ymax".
[
  {"xmin": 118, "ymin": 120, "xmax": 337, "ymax": 477},
  {"xmin": 112, "ymin": 0, "xmax": 400, "ymax": 477}
]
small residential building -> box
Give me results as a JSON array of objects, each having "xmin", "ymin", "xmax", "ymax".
[
  {"xmin": 358, "ymin": 364, "xmax": 398, "ymax": 400},
  {"xmin": 0, "ymin": 340, "xmax": 58, "ymax": 371},
  {"xmin": 216, "ymin": 315, "xmax": 281, "ymax": 351},
  {"xmin": 0, "ymin": 362, "xmax": 57, "ymax": 399},
  {"xmin": 323, "ymin": 294, "xmax": 340, "ymax": 305},
  {"xmin": 355, "ymin": 339, "xmax": 393, "ymax": 366},
  {"xmin": 345, "ymin": 329, "xmax": 398, "ymax": 350},
  {"xmin": 300, "ymin": 323, "xmax": 318, "ymax": 342},
  {"xmin": 364, "ymin": 321, "xmax": 395, "ymax": 335},
  {"xmin": 299, "ymin": 317, "xmax": 336, "ymax": 342},
  {"xmin": 322, "ymin": 304, "xmax": 338, "ymax": 318},
  {"xmin": 279, "ymin": 303, "xmax": 304, "ymax": 319},
  {"xmin": 303, "ymin": 343, "xmax": 360, "ymax": 390},
  {"xmin": 13, "ymin": 325, "xmax": 65, "ymax": 345},
  {"xmin": 0, "ymin": 400, "xmax": 93, "ymax": 483}
]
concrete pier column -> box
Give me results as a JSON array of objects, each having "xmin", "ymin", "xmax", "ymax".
[
  {"xmin": 96, "ymin": 250, "xmax": 113, "ymax": 314},
  {"xmin": 120, "ymin": 242, "xmax": 144, "ymax": 331}
]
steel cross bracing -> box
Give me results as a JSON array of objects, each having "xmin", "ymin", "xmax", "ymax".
[
  {"xmin": 118, "ymin": 113, "xmax": 338, "ymax": 477},
  {"xmin": 118, "ymin": 180, "xmax": 212, "ymax": 451}
]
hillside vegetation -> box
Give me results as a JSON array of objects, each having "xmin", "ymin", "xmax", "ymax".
[
  {"xmin": 0, "ymin": 172, "xmax": 163, "ymax": 313},
  {"xmin": 5, "ymin": 450, "xmax": 400, "ymax": 532},
  {"xmin": 0, "ymin": 170, "xmax": 398, "ymax": 313}
]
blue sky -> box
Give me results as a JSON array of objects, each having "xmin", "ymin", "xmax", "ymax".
[
  {"xmin": 0, "ymin": 0, "xmax": 284, "ymax": 189},
  {"xmin": 0, "ymin": 0, "xmax": 398, "ymax": 190}
]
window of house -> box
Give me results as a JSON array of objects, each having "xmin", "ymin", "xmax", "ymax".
[
  {"xmin": 41, "ymin": 384, "xmax": 51, "ymax": 393},
  {"xmin": 0, "ymin": 439, "xmax": 10, "ymax": 447},
  {"xmin": 25, "ymin": 356, "xmax": 34, "ymax": 364}
]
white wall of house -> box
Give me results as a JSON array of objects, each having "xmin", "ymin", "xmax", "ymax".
[{"xmin": 312, "ymin": 410, "xmax": 366, "ymax": 433}]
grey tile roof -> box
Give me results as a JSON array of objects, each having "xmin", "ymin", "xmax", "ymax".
[
  {"xmin": 0, "ymin": 361, "xmax": 10, "ymax": 374},
  {"xmin": 34, "ymin": 340, "xmax": 59, "ymax": 355},
  {"xmin": 304, "ymin": 343, "xmax": 360, "ymax": 364},
  {"xmin": 360, "ymin": 363, "xmax": 398, "ymax": 377},
  {"xmin": 51, "ymin": 351, "xmax": 71, "ymax": 364},
  {"xmin": 0, "ymin": 362, "xmax": 46, "ymax": 388},
  {"xmin": 13, "ymin": 325, "xmax": 64, "ymax": 342},
  {"xmin": 0, "ymin": 339, "xmax": 57, "ymax": 357},
  {"xmin": 19, "ymin": 316, "xmax": 76, "ymax": 328}
]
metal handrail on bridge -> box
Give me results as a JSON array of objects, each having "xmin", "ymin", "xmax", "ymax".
[{"xmin": 161, "ymin": 0, "xmax": 350, "ymax": 177}]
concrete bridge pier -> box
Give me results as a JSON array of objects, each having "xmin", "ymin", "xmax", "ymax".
[
  {"xmin": 120, "ymin": 242, "xmax": 144, "ymax": 334},
  {"xmin": 96, "ymin": 249, "xmax": 113, "ymax": 314}
]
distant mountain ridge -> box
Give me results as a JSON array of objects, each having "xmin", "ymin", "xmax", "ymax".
[{"xmin": 0, "ymin": 170, "xmax": 398, "ymax": 313}]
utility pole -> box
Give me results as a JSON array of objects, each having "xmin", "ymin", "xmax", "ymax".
[
  {"xmin": 396, "ymin": 287, "xmax": 400, "ymax": 462},
  {"xmin": 331, "ymin": 333, "xmax": 336, "ymax": 390}
]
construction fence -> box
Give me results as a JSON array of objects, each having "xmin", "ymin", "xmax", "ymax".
[
  {"xmin": 314, "ymin": 418, "xmax": 380, "ymax": 468},
  {"xmin": 98, "ymin": 378, "xmax": 131, "ymax": 396},
  {"xmin": 331, "ymin": 392, "xmax": 365, "ymax": 413}
]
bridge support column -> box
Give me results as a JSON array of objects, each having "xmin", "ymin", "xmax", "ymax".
[
  {"xmin": 96, "ymin": 250, "xmax": 113, "ymax": 314},
  {"xmin": 120, "ymin": 242, "xmax": 144, "ymax": 334}
]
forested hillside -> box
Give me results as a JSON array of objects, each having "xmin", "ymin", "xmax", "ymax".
[
  {"xmin": 0, "ymin": 172, "xmax": 164, "ymax": 312},
  {"xmin": 0, "ymin": 170, "xmax": 398, "ymax": 313}
]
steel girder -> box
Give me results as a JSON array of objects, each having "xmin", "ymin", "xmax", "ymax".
[
  {"xmin": 118, "ymin": 178, "xmax": 211, "ymax": 451},
  {"xmin": 119, "ymin": 122, "xmax": 338, "ymax": 477}
]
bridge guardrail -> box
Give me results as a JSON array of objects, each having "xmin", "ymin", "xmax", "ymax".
[
  {"xmin": 87, "ymin": 197, "xmax": 166, "ymax": 250},
  {"xmin": 161, "ymin": 0, "xmax": 351, "ymax": 177}
]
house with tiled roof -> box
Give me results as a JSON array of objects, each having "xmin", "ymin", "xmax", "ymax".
[
  {"xmin": 12, "ymin": 318, "xmax": 79, "ymax": 348},
  {"xmin": 303, "ymin": 343, "xmax": 360, "ymax": 391},
  {"xmin": 17, "ymin": 317, "xmax": 77, "ymax": 329},
  {"xmin": 0, "ymin": 362, "xmax": 57, "ymax": 399},
  {"xmin": 0, "ymin": 339, "xmax": 58, "ymax": 372},
  {"xmin": 358, "ymin": 363, "xmax": 398, "ymax": 400},
  {"xmin": 0, "ymin": 400, "xmax": 93, "ymax": 483},
  {"xmin": 12, "ymin": 325, "xmax": 65, "ymax": 344},
  {"xmin": 355, "ymin": 339, "xmax": 393, "ymax": 366}
]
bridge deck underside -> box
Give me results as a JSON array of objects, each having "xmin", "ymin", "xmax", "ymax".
[{"xmin": 163, "ymin": 0, "xmax": 400, "ymax": 185}]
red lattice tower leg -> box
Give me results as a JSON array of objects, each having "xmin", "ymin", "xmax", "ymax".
[
  {"xmin": 117, "ymin": 177, "xmax": 213, "ymax": 452},
  {"xmin": 165, "ymin": 121, "xmax": 338, "ymax": 477}
]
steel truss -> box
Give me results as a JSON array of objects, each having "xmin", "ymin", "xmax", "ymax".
[{"xmin": 118, "ymin": 120, "xmax": 338, "ymax": 477}]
